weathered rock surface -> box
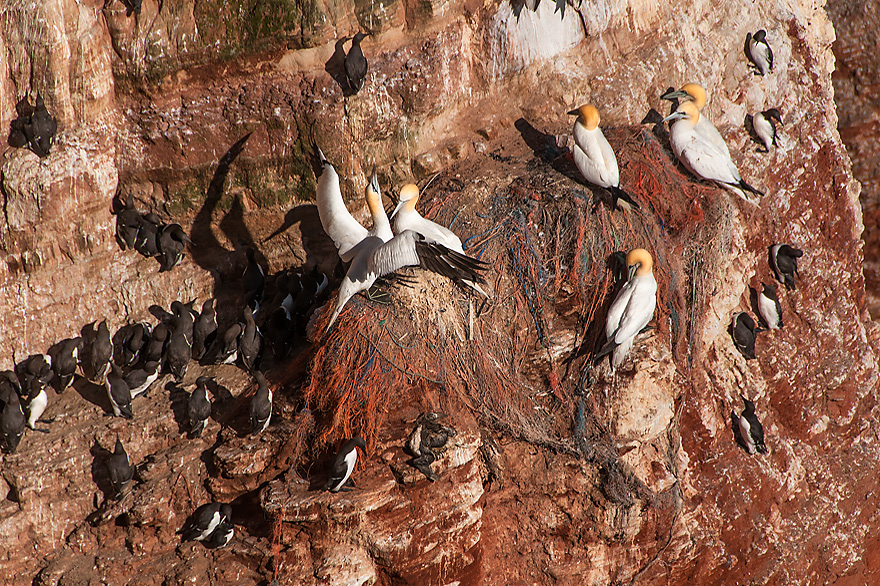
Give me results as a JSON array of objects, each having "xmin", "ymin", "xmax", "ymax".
[
  {"xmin": 827, "ymin": 0, "xmax": 880, "ymax": 317},
  {"xmin": 0, "ymin": 0, "xmax": 878, "ymax": 584}
]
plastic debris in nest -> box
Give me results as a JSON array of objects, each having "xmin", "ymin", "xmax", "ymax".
[
  {"xmin": 294, "ymin": 130, "xmax": 721, "ymax": 456},
  {"xmin": 297, "ymin": 261, "xmax": 579, "ymax": 455}
]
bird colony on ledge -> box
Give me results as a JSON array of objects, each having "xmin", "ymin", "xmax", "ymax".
[{"xmin": 0, "ymin": 2, "xmax": 799, "ymax": 554}]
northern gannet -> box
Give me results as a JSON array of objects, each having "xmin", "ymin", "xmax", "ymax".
[
  {"xmin": 661, "ymin": 83, "xmax": 731, "ymax": 160},
  {"xmin": 567, "ymin": 104, "xmax": 639, "ymax": 210},
  {"xmin": 390, "ymin": 183, "xmax": 489, "ymax": 297},
  {"xmin": 594, "ymin": 248, "xmax": 658, "ymax": 370},
  {"xmin": 313, "ymin": 148, "xmax": 488, "ymax": 329},
  {"xmin": 663, "ymin": 101, "xmax": 764, "ymax": 201}
]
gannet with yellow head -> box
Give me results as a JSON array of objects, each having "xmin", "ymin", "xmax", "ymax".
[
  {"xmin": 391, "ymin": 184, "xmax": 462, "ymax": 251},
  {"xmin": 594, "ymin": 248, "xmax": 658, "ymax": 370},
  {"xmin": 660, "ymin": 83, "xmax": 731, "ymax": 159},
  {"xmin": 312, "ymin": 148, "xmax": 489, "ymax": 330},
  {"xmin": 567, "ymin": 104, "xmax": 639, "ymax": 211},
  {"xmin": 663, "ymin": 101, "xmax": 764, "ymax": 201},
  {"xmin": 390, "ymin": 183, "xmax": 489, "ymax": 297}
]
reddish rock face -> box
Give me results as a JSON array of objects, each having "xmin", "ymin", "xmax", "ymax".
[
  {"xmin": 0, "ymin": 0, "xmax": 878, "ymax": 584},
  {"xmin": 827, "ymin": 0, "xmax": 880, "ymax": 318}
]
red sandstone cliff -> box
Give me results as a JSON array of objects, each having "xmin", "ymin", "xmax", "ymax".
[{"xmin": 1, "ymin": 0, "xmax": 878, "ymax": 584}]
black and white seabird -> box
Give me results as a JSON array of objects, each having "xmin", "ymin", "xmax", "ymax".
[
  {"xmin": 171, "ymin": 300, "xmax": 197, "ymax": 337},
  {"xmin": 106, "ymin": 437, "xmax": 136, "ymax": 497},
  {"xmin": 165, "ymin": 302, "xmax": 194, "ymax": 380},
  {"xmin": 117, "ymin": 322, "xmax": 151, "ymax": 367},
  {"xmin": 134, "ymin": 213, "xmax": 162, "ymax": 258},
  {"xmin": 770, "ymin": 244, "xmax": 803, "ymax": 291},
  {"xmin": 344, "ymin": 32, "xmax": 370, "ymax": 94},
  {"xmin": 105, "ymin": 364, "xmax": 133, "ymax": 419},
  {"xmin": 208, "ymin": 517, "xmax": 234, "ymax": 549},
  {"xmin": 217, "ymin": 323, "xmax": 242, "ymax": 365},
  {"xmin": 158, "ymin": 223, "xmax": 191, "ymax": 272},
  {"xmin": 752, "ymin": 108, "xmax": 782, "ymax": 153},
  {"xmin": 88, "ymin": 320, "xmax": 113, "ymax": 383},
  {"xmin": 737, "ymin": 396, "xmax": 768, "ymax": 454},
  {"xmin": 0, "ymin": 370, "xmax": 22, "ymax": 403},
  {"xmin": 27, "ymin": 94, "xmax": 57, "ymax": 157},
  {"xmin": 745, "ymin": 30, "xmax": 773, "ymax": 76},
  {"xmin": 1, "ymin": 392, "xmax": 27, "ymax": 453},
  {"xmin": 553, "ymin": 0, "xmax": 567, "ymax": 17},
  {"xmin": 51, "ymin": 337, "xmax": 82, "ymax": 392},
  {"xmin": 17, "ymin": 353, "xmax": 53, "ymax": 398},
  {"xmin": 8, "ymin": 96, "xmax": 32, "ymax": 151},
  {"xmin": 143, "ymin": 322, "xmax": 169, "ymax": 365},
  {"xmin": 121, "ymin": 0, "xmax": 142, "ymax": 16},
  {"xmin": 180, "ymin": 503, "xmax": 233, "ymax": 543},
  {"xmin": 267, "ymin": 303, "xmax": 293, "ymax": 359},
  {"xmin": 11, "ymin": 93, "xmax": 57, "ymax": 158},
  {"xmin": 731, "ymin": 312, "xmax": 758, "ymax": 360},
  {"xmin": 757, "ymin": 282, "xmax": 783, "ymax": 330},
  {"xmin": 593, "ymin": 249, "xmax": 658, "ymax": 370},
  {"xmin": 324, "ymin": 437, "xmax": 366, "ymax": 492},
  {"xmin": 407, "ymin": 412, "xmax": 457, "ymax": 481},
  {"xmin": 125, "ymin": 361, "xmax": 161, "ymax": 399},
  {"xmin": 165, "ymin": 326, "xmax": 191, "ymax": 382},
  {"xmin": 24, "ymin": 382, "xmax": 49, "ymax": 430},
  {"xmin": 193, "ymin": 298, "xmax": 217, "ymax": 361},
  {"xmin": 249, "ymin": 372, "xmax": 272, "ymax": 435},
  {"xmin": 238, "ymin": 309, "xmax": 262, "ymax": 372},
  {"xmin": 188, "ymin": 377, "xmax": 212, "ymax": 438},
  {"xmin": 242, "ymin": 247, "xmax": 265, "ymax": 312},
  {"xmin": 293, "ymin": 268, "xmax": 330, "ymax": 316},
  {"xmin": 115, "ymin": 196, "xmax": 142, "ymax": 251},
  {"xmin": 292, "ymin": 268, "xmax": 330, "ymax": 331}
]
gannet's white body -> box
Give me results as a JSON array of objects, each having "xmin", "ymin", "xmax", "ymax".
[{"xmin": 601, "ymin": 248, "xmax": 657, "ymax": 370}]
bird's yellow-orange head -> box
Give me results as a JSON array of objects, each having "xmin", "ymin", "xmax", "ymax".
[
  {"xmin": 677, "ymin": 100, "xmax": 701, "ymax": 124},
  {"xmin": 365, "ymin": 172, "xmax": 384, "ymax": 216},
  {"xmin": 399, "ymin": 183, "xmax": 420, "ymax": 212},
  {"xmin": 627, "ymin": 248, "xmax": 654, "ymax": 276},
  {"xmin": 680, "ymin": 83, "xmax": 707, "ymax": 110},
  {"xmin": 570, "ymin": 104, "xmax": 601, "ymax": 131}
]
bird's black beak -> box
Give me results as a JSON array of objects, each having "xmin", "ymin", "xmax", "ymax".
[
  {"xmin": 567, "ymin": 109, "xmax": 579, "ymax": 116},
  {"xmin": 627, "ymin": 262, "xmax": 639, "ymax": 281},
  {"xmin": 660, "ymin": 88, "xmax": 689, "ymax": 101},
  {"xmin": 662, "ymin": 110, "xmax": 687, "ymax": 123}
]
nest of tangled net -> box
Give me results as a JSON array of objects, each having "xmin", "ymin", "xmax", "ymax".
[{"xmin": 286, "ymin": 125, "xmax": 731, "ymax": 462}]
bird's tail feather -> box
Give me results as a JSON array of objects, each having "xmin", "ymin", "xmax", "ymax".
[
  {"xmin": 608, "ymin": 186, "xmax": 640, "ymax": 210},
  {"xmin": 737, "ymin": 179, "xmax": 765, "ymax": 198}
]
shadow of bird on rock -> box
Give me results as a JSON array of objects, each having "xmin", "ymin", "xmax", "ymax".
[{"xmin": 325, "ymin": 37, "xmax": 351, "ymax": 95}]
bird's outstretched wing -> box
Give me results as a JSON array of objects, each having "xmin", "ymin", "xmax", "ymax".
[
  {"xmin": 313, "ymin": 146, "xmax": 369, "ymax": 262},
  {"xmin": 368, "ymin": 230, "xmax": 488, "ymax": 284}
]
